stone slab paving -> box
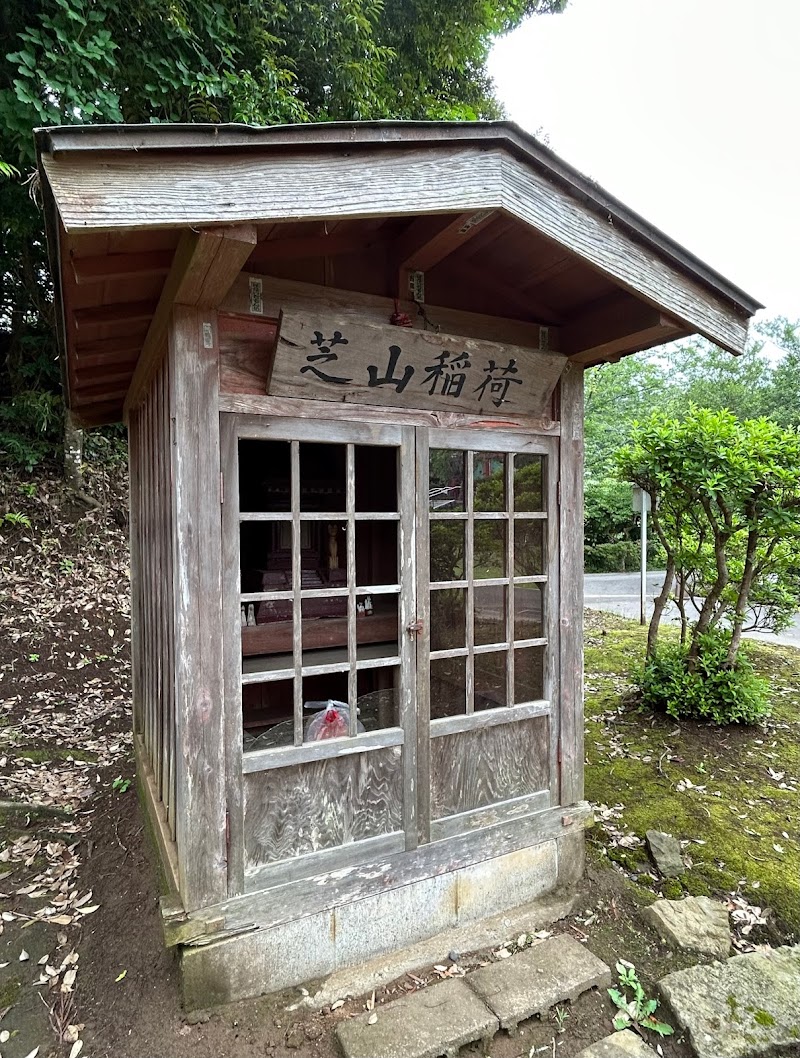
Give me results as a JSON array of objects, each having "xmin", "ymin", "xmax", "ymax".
[
  {"xmin": 659, "ymin": 944, "xmax": 800, "ymax": 1058},
  {"xmin": 576, "ymin": 1029, "xmax": 659, "ymax": 1057},
  {"xmin": 641, "ymin": 895, "xmax": 731, "ymax": 959},
  {"xmin": 336, "ymin": 978, "xmax": 498, "ymax": 1058},
  {"xmin": 466, "ymin": 934, "xmax": 612, "ymax": 1034}
]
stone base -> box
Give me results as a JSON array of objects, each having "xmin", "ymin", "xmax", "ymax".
[{"xmin": 181, "ymin": 834, "xmax": 582, "ymax": 1009}]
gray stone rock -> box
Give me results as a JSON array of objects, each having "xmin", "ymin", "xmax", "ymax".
[
  {"xmin": 336, "ymin": 978, "xmax": 498, "ymax": 1058},
  {"xmin": 466, "ymin": 934, "xmax": 611, "ymax": 1034},
  {"xmin": 641, "ymin": 895, "xmax": 730, "ymax": 959},
  {"xmin": 576, "ymin": 1029, "xmax": 659, "ymax": 1057},
  {"xmin": 645, "ymin": 830, "xmax": 684, "ymax": 877},
  {"xmin": 659, "ymin": 944, "xmax": 800, "ymax": 1058}
]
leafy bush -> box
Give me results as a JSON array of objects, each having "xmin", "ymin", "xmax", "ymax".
[
  {"xmin": 635, "ymin": 630, "xmax": 770, "ymax": 725},
  {"xmin": 584, "ymin": 540, "xmax": 665, "ymax": 573}
]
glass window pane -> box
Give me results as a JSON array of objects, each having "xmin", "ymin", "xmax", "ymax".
[
  {"xmin": 430, "ymin": 450, "xmax": 465, "ymax": 512},
  {"xmin": 474, "ymin": 452, "xmax": 506, "ymax": 512},
  {"xmin": 515, "ymin": 646, "xmax": 545, "ymax": 704},
  {"xmin": 430, "ymin": 521, "xmax": 465, "ymax": 582},
  {"xmin": 356, "ymin": 667, "xmax": 400, "ymax": 731},
  {"xmin": 514, "ymin": 454, "xmax": 545, "ymax": 513},
  {"xmin": 475, "ymin": 651, "xmax": 508, "ymax": 711},
  {"xmin": 430, "ymin": 656, "xmax": 467, "ymax": 720},
  {"xmin": 474, "ymin": 584, "xmax": 506, "ymax": 646},
  {"xmin": 356, "ymin": 595, "xmax": 398, "ymax": 662},
  {"xmin": 242, "ymin": 679, "xmax": 294, "ymax": 751},
  {"xmin": 514, "ymin": 584, "xmax": 545, "ymax": 641},
  {"xmin": 515, "ymin": 520, "xmax": 545, "ymax": 576},
  {"xmin": 474, "ymin": 520, "xmax": 507, "ymax": 579},
  {"xmin": 302, "ymin": 596, "xmax": 347, "ymax": 652},
  {"xmin": 355, "ymin": 446, "xmax": 397, "ymax": 513},
  {"xmin": 431, "ymin": 588, "xmax": 466, "ymax": 651},
  {"xmin": 238, "ymin": 439, "xmax": 290, "ymax": 513},
  {"xmin": 356, "ymin": 521, "xmax": 398, "ymax": 586},
  {"xmin": 299, "ymin": 442, "xmax": 346, "ymax": 512},
  {"xmin": 302, "ymin": 673, "xmax": 350, "ymax": 742}
]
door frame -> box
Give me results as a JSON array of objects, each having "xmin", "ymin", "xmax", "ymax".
[
  {"xmin": 220, "ymin": 412, "xmax": 560, "ymax": 893},
  {"xmin": 415, "ymin": 427, "xmax": 560, "ymax": 843}
]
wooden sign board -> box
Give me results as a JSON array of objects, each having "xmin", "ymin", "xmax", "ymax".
[{"xmin": 269, "ymin": 312, "xmax": 565, "ymax": 418}]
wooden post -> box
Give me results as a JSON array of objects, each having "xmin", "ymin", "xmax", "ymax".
[
  {"xmin": 169, "ymin": 306, "xmax": 228, "ymax": 910},
  {"xmin": 558, "ymin": 363, "xmax": 584, "ymax": 805}
]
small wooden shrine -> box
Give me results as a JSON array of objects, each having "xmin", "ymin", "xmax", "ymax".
[{"xmin": 36, "ymin": 121, "xmax": 760, "ymax": 1007}]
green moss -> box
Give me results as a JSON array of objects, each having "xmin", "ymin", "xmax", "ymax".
[
  {"xmin": 0, "ymin": 976, "xmax": 22, "ymax": 1009},
  {"xmin": 17, "ymin": 747, "xmax": 97, "ymax": 763},
  {"xmin": 727, "ymin": 994, "xmax": 739, "ymax": 1022},
  {"xmin": 585, "ymin": 617, "xmax": 800, "ymax": 937},
  {"xmin": 753, "ymin": 1010, "xmax": 775, "ymax": 1028},
  {"xmin": 661, "ymin": 878, "xmax": 683, "ymax": 900}
]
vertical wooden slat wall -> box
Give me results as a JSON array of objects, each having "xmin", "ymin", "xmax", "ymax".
[
  {"xmin": 130, "ymin": 354, "xmax": 178, "ymax": 841},
  {"xmin": 169, "ymin": 306, "xmax": 228, "ymax": 911},
  {"xmin": 557, "ymin": 362, "xmax": 585, "ymax": 805}
]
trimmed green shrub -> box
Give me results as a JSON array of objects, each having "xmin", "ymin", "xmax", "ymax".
[{"xmin": 635, "ymin": 630, "xmax": 770, "ymax": 725}]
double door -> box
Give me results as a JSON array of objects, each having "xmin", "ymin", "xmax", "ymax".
[{"xmin": 221, "ymin": 414, "xmax": 559, "ymax": 890}]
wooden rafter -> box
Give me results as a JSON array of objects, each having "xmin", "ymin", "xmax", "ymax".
[
  {"xmin": 74, "ymin": 300, "xmax": 158, "ymax": 330},
  {"xmin": 391, "ymin": 210, "xmax": 497, "ymax": 300},
  {"xmin": 71, "ymin": 249, "xmax": 173, "ymax": 285},
  {"xmin": 562, "ymin": 297, "xmax": 687, "ymax": 365},
  {"xmin": 123, "ymin": 225, "xmax": 256, "ymax": 415}
]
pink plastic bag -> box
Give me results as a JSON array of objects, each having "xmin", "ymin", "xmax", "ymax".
[{"xmin": 304, "ymin": 700, "xmax": 364, "ymax": 741}]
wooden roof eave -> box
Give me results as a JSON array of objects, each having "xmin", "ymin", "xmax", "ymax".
[{"xmin": 38, "ymin": 139, "xmax": 757, "ymax": 361}]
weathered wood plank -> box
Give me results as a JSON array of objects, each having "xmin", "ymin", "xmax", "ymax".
[
  {"xmin": 175, "ymin": 800, "xmax": 592, "ymax": 939},
  {"xmin": 220, "ymin": 412, "xmax": 245, "ymax": 894},
  {"xmin": 269, "ymin": 310, "xmax": 564, "ymax": 419},
  {"xmin": 242, "ymin": 728, "xmax": 404, "ymax": 774},
  {"xmin": 169, "ymin": 306, "xmax": 228, "ymax": 910},
  {"xmin": 125, "ymin": 226, "xmax": 256, "ymax": 416},
  {"xmin": 134, "ymin": 733, "xmax": 180, "ymax": 897},
  {"xmin": 219, "ymin": 392, "xmax": 561, "ymax": 435},
  {"xmin": 500, "ymin": 153, "xmax": 749, "ymax": 355},
  {"xmin": 429, "ymin": 701, "xmax": 548, "ymax": 738},
  {"xmin": 222, "ymin": 274, "xmax": 558, "ymax": 353},
  {"xmin": 72, "ymin": 249, "xmax": 172, "ymax": 284},
  {"xmin": 243, "ymin": 746, "xmax": 404, "ymax": 869},
  {"xmin": 430, "ymin": 789, "xmax": 550, "ymax": 842},
  {"xmin": 430, "ymin": 716, "xmax": 550, "ymax": 819},
  {"xmin": 414, "ymin": 428, "xmax": 431, "ymax": 844},
  {"xmin": 45, "ymin": 146, "xmax": 750, "ymax": 353},
  {"xmin": 128, "ymin": 408, "xmax": 143, "ymax": 737},
  {"xmin": 396, "ymin": 426, "xmax": 418, "ymax": 850},
  {"xmin": 557, "ymin": 364, "xmax": 584, "ymax": 805}
]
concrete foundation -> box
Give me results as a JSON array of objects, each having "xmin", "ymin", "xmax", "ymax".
[{"xmin": 182, "ymin": 835, "xmax": 578, "ymax": 1009}]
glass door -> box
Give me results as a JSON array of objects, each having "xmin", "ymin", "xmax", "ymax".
[
  {"xmin": 221, "ymin": 416, "xmax": 417, "ymax": 889},
  {"xmin": 417, "ymin": 428, "xmax": 559, "ymax": 841}
]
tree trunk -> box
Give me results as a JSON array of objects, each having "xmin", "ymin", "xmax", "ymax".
[
  {"xmin": 727, "ymin": 527, "xmax": 759, "ymax": 665},
  {"xmin": 647, "ymin": 556, "xmax": 675, "ymax": 658}
]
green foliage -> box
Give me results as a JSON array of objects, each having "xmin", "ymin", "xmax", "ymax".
[
  {"xmin": 636, "ymin": 630, "xmax": 770, "ymax": 725},
  {"xmin": 617, "ymin": 407, "xmax": 800, "ymax": 672},
  {"xmin": 0, "ymin": 0, "xmax": 564, "ymax": 461},
  {"xmin": 607, "ymin": 960, "xmax": 673, "ymax": 1037},
  {"xmin": 111, "ymin": 775, "xmax": 131, "ymax": 793}
]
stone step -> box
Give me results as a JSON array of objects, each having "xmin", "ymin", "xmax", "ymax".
[
  {"xmin": 336, "ymin": 977, "xmax": 498, "ymax": 1058},
  {"xmin": 641, "ymin": 895, "xmax": 731, "ymax": 959},
  {"xmin": 576, "ymin": 1029, "xmax": 660, "ymax": 1056},
  {"xmin": 466, "ymin": 933, "xmax": 612, "ymax": 1034},
  {"xmin": 659, "ymin": 944, "xmax": 800, "ymax": 1058}
]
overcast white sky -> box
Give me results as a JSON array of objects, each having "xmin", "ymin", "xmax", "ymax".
[{"xmin": 488, "ymin": 0, "xmax": 800, "ymax": 327}]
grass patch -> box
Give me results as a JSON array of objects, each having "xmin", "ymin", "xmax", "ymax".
[{"xmin": 585, "ymin": 611, "xmax": 800, "ymax": 938}]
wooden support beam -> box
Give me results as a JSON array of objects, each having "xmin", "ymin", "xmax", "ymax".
[
  {"xmin": 72, "ymin": 386, "xmax": 128, "ymax": 408},
  {"xmin": 74, "ymin": 343, "xmax": 142, "ymax": 369},
  {"xmin": 123, "ymin": 225, "xmax": 256, "ymax": 415},
  {"xmin": 72, "ymin": 249, "xmax": 173, "ymax": 285},
  {"xmin": 562, "ymin": 297, "xmax": 685, "ymax": 365},
  {"xmin": 391, "ymin": 210, "xmax": 497, "ymax": 300},
  {"xmin": 249, "ymin": 232, "xmax": 387, "ymax": 263}
]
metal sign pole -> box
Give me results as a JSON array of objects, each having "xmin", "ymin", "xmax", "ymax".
[{"xmin": 640, "ymin": 499, "xmax": 647, "ymax": 626}]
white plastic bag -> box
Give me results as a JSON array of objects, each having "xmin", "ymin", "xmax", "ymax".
[{"xmin": 304, "ymin": 700, "xmax": 364, "ymax": 740}]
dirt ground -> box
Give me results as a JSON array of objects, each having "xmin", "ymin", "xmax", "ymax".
[{"xmin": 0, "ymin": 465, "xmax": 794, "ymax": 1058}]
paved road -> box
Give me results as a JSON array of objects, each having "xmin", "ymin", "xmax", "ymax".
[{"xmin": 584, "ymin": 570, "xmax": 800, "ymax": 648}]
